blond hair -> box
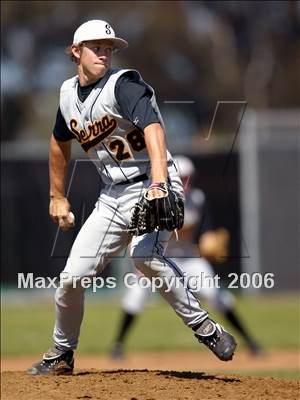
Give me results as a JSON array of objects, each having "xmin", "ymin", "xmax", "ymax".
[{"xmin": 65, "ymin": 44, "xmax": 81, "ymax": 63}]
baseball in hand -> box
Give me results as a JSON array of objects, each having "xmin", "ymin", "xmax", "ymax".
[
  {"xmin": 68, "ymin": 211, "xmax": 75, "ymax": 224},
  {"xmin": 60, "ymin": 211, "xmax": 75, "ymax": 230}
]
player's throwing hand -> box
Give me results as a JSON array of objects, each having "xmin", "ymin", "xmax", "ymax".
[{"xmin": 49, "ymin": 197, "xmax": 75, "ymax": 231}]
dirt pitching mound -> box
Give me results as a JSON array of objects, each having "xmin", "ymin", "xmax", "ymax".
[{"xmin": 2, "ymin": 369, "xmax": 299, "ymax": 400}]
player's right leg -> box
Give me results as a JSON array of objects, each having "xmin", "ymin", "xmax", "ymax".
[
  {"xmin": 27, "ymin": 348, "xmax": 74, "ymax": 376},
  {"xmin": 28, "ymin": 193, "xmax": 130, "ymax": 375}
]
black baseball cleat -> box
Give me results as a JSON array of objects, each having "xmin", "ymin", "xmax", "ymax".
[
  {"xmin": 194, "ymin": 318, "xmax": 237, "ymax": 361},
  {"xmin": 27, "ymin": 347, "xmax": 74, "ymax": 375}
]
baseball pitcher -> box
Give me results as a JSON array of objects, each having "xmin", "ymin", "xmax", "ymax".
[{"xmin": 28, "ymin": 20, "xmax": 236, "ymax": 375}]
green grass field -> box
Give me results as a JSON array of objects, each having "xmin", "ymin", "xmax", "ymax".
[{"xmin": 1, "ymin": 293, "xmax": 299, "ymax": 357}]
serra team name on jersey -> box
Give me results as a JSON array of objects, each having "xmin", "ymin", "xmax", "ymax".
[
  {"xmin": 69, "ymin": 114, "xmax": 146, "ymax": 160},
  {"xmin": 70, "ymin": 115, "xmax": 117, "ymax": 152}
]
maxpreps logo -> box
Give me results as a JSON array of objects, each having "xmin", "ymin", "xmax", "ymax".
[{"xmin": 70, "ymin": 115, "xmax": 117, "ymax": 152}]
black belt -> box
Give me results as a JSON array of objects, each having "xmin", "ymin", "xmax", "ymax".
[{"xmin": 115, "ymin": 173, "xmax": 149, "ymax": 185}]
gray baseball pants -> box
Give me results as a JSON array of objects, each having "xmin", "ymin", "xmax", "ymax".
[{"xmin": 53, "ymin": 172, "xmax": 208, "ymax": 350}]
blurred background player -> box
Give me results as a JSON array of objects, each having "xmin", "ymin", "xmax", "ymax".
[{"xmin": 110, "ymin": 155, "xmax": 263, "ymax": 359}]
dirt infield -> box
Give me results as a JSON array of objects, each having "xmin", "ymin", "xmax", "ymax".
[
  {"xmin": 2, "ymin": 370, "xmax": 299, "ymax": 400},
  {"xmin": 2, "ymin": 350, "xmax": 299, "ymax": 400}
]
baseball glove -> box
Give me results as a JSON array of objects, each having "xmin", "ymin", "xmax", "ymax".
[
  {"xmin": 128, "ymin": 182, "xmax": 184, "ymax": 236},
  {"xmin": 198, "ymin": 228, "xmax": 230, "ymax": 263}
]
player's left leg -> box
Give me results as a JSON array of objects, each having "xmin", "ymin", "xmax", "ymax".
[
  {"xmin": 130, "ymin": 231, "xmax": 237, "ymax": 361},
  {"xmin": 175, "ymin": 257, "xmax": 263, "ymax": 355}
]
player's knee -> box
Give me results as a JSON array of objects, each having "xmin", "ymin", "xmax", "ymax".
[
  {"xmin": 131, "ymin": 255, "xmax": 153, "ymax": 274},
  {"xmin": 130, "ymin": 240, "xmax": 160, "ymax": 260},
  {"xmin": 131, "ymin": 242, "xmax": 168, "ymax": 275},
  {"xmin": 130, "ymin": 245, "xmax": 148, "ymax": 262}
]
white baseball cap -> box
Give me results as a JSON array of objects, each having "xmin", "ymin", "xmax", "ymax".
[{"xmin": 73, "ymin": 20, "xmax": 128, "ymax": 50}]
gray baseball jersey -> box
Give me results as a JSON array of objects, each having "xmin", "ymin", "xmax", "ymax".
[{"xmin": 60, "ymin": 68, "xmax": 173, "ymax": 184}]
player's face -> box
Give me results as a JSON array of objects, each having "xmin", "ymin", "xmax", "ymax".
[{"xmin": 73, "ymin": 40, "xmax": 113, "ymax": 84}]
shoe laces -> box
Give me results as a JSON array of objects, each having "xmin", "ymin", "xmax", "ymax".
[
  {"xmin": 200, "ymin": 324, "xmax": 223, "ymax": 350},
  {"xmin": 41, "ymin": 357, "xmax": 61, "ymax": 369}
]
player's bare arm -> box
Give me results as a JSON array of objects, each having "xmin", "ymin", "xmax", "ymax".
[
  {"xmin": 49, "ymin": 134, "xmax": 74, "ymax": 230},
  {"xmin": 144, "ymin": 122, "xmax": 168, "ymax": 184}
]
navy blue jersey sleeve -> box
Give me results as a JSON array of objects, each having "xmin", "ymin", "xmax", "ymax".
[
  {"xmin": 115, "ymin": 71, "xmax": 160, "ymax": 131},
  {"xmin": 53, "ymin": 107, "xmax": 75, "ymax": 141}
]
